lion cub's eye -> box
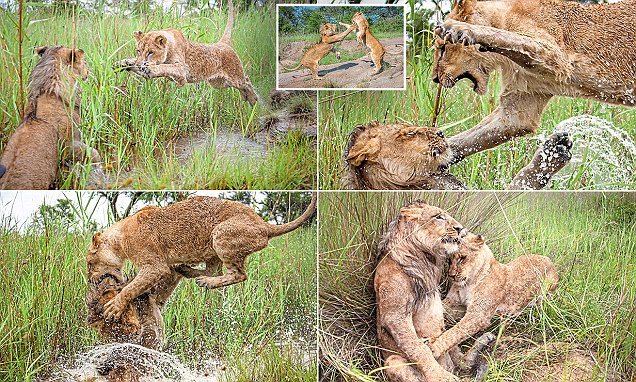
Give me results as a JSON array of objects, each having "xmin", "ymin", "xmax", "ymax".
[
  {"xmin": 406, "ymin": 131, "xmax": 416, "ymax": 138},
  {"xmin": 435, "ymin": 214, "xmax": 445, "ymax": 221}
]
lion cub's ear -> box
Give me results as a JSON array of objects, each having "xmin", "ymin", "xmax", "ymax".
[
  {"xmin": 92, "ymin": 232, "xmax": 102, "ymax": 246},
  {"xmin": 452, "ymin": 0, "xmax": 477, "ymax": 21},
  {"xmin": 133, "ymin": 31, "xmax": 144, "ymax": 40},
  {"xmin": 35, "ymin": 46, "xmax": 49, "ymax": 56},
  {"xmin": 155, "ymin": 35, "xmax": 167, "ymax": 47},
  {"xmin": 474, "ymin": 234, "xmax": 485, "ymax": 245},
  {"xmin": 69, "ymin": 48, "xmax": 85, "ymax": 63},
  {"xmin": 347, "ymin": 135, "xmax": 380, "ymax": 166},
  {"xmin": 399, "ymin": 126, "xmax": 418, "ymax": 138}
]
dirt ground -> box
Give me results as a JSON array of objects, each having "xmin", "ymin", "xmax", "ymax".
[{"xmin": 278, "ymin": 37, "xmax": 405, "ymax": 89}]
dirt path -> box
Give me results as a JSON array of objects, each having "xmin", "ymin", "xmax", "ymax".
[{"xmin": 278, "ymin": 37, "xmax": 404, "ymax": 89}]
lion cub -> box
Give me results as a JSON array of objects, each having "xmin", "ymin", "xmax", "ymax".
[
  {"xmin": 428, "ymin": 232, "xmax": 558, "ymax": 359},
  {"xmin": 87, "ymin": 194, "xmax": 316, "ymax": 321},
  {"xmin": 114, "ymin": 0, "xmax": 258, "ymax": 105},
  {"xmin": 351, "ymin": 12, "xmax": 385, "ymax": 75},
  {"xmin": 283, "ymin": 23, "xmax": 357, "ymax": 80},
  {"xmin": 0, "ymin": 46, "xmax": 100, "ymax": 190}
]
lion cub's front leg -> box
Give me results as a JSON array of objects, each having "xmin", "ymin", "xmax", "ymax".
[
  {"xmin": 429, "ymin": 306, "xmax": 493, "ymax": 359},
  {"xmin": 508, "ymin": 131, "xmax": 573, "ymax": 190},
  {"xmin": 103, "ymin": 264, "xmax": 171, "ymax": 321},
  {"xmin": 437, "ymin": 20, "xmax": 571, "ymax": 78}
]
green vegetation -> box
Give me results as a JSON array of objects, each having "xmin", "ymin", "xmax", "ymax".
[
  {"xmin": 318, "ymin": 1, "xmax": 636, "ymax": 190},
  {"xmin": 278, "ymin": 6, "xmax": 403, "ymax": 36},
  {"xmin": 0, "ymin": 3, "xmax": 316, "ymax": 190},
  {"xmin": 0, "ymin": 192, "xmax": 317, "ymax": 381},
  {"xmin": 319, "ymin": 192, "xmax": 636, "ymax": 381}
]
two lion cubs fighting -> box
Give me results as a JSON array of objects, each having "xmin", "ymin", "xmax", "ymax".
[
  {"xmin": 86, "ymin": 194, "xmax": 316, "ymax": 363},
  {"xmin": 287, "ymin": 11, "xmax": 393, "ymax": 80},
  {"xmin": 376, "ymin": 202, "xmax": 557, "ymax": 381}
]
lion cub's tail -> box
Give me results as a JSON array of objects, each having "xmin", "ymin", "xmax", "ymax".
[
  {"xmin": 267, "ymin": 192, "xmax": 317, "ymax": 238},
  {"xmin": 282, "ymin": 62, "xmax": 303, "ymax": 72},
  {"xmin": 219, "ymin": 0, "xmax": 233, "ymax": 44}
]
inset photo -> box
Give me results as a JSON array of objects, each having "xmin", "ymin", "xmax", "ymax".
[
  {"xmin": 0, "ymin": 191, "xmax": 316, "ymax": 381},
  {"xmin": 277, "ymin": 5, "xmax": 406, "ymax": 90}
]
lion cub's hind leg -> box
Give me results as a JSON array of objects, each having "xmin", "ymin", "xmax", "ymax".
[
  {"xmin": 195, "ymin": 218, "xmax": 269, "ymax": 290},
  {"xmin": 384, "ymin": 354, "xmax": 425, "ymax": 382},
  {"xmin": 371, "ymin": 51, "xmax": 385, "ymax": 75}
]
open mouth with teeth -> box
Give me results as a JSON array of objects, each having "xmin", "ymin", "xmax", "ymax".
[{"xmin": 456, "ymin": 72, "xmax": 479, "ymax": 92}]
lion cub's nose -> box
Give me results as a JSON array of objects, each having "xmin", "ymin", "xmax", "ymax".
[{"xmin": 456, "ymin": 227, "xmax": 467, "ymax": 237}]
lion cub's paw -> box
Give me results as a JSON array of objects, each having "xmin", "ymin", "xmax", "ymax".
[
  {"xmin": 103, "ymin": 295, "xmax": 126, "ymax": 321},
  {"xmin": 112, "ymin": 58, "xmax": 136, "ymax": 71},
  {"xmin": 540, "ymin": 130, "xmax": 573, "ymax": 167},
  {"xmin": 437, "ymin": 20, "xmax": 476, "ymax": 46}
]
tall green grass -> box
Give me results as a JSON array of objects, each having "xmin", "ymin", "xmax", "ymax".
[
  {"xmin": 0, "ymin": 201, "xmax": 317, "ymax": 381},
  {"xmin": 0, "ymin": 5, "xmax": 316, "ymax": 190},
  {"xmin": 318, "ymin": 37, "xmax": 636, "ymax": 190},
  {"xmin": 318, "ymin": 192, "xmax": 636, "ymax": 381}
]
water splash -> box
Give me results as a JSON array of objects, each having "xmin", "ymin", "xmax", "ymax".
[
  {"xmin": 536, "ymin": 114, "xmax": 636, "ymax": 189},
  {"xmin": 53, "ymin": 343, "xmax": 228, "ymax": 382}
]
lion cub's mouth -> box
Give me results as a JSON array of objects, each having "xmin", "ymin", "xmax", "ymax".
[
  {"xmin": 442, "ymin": 236, "xmax": 460, "ymax": 244},
  {"xmin": 456, "ymin": 72, "xmax": 479, "ymax": 92}
]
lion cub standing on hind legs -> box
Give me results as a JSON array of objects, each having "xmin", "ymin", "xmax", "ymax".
[
  {"xmin": 283, "ymin": 23, "xmax": 357, "ymax": 80},
  {"xmin": 0, "ymin": 46, "xmax": 100, "ymax": 190},
  {"xmin": 340, "ymin": 12, "xmax": 388, "ymax": 75},
  {"xmin": 114, "ymin": 0, "xmax": 258, "ymax": 105},
  {"xmin": 433, "ymin": 0, "xmax": 636, "ymax": 164},
  {"xmin": 86, "ymin": 193, "xmax": 316, "ymax": 322},
  {"xmin": 427, "ymin": 232, "xmax": 558, "ymax": 366}
]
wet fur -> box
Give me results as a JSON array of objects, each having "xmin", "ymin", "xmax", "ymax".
[
  {"xmin": 375, "ymin": 202, "xmax": 465, "ymax": 382},
  {"xmin": 114, "ymin": 0, "xmax": 258, "ymax": 105},
  {"xmin": 0, "ymin": 46, "xmax": 100, "ymax": 189},
  {"xmin": 341, "ymin": 122, "xmax": 572, "ymax": 190},
  {"xmin": 433, "ymin": 0, "xmax": 636, "ymax": 162},
  {"xmin": 283, "ymin": 23, "xmax": 357, "ymax": 80},
  {"xmin": 429, "ymin": 233, "xmax": 558, "ymax": 359},
  {"xmin": 87, "ymin": 194, "xmax": 316, "ymax": 321},
  {"xmin": 341, "ymin": 122, "xmax": 463, "ymax": 190}
]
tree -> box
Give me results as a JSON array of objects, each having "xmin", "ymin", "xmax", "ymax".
[{"xmin": 96, "ymin": 191, "xmax": 193, "ymax": 222}]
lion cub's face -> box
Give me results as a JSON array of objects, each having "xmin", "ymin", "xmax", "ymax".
[
  {"xmin": 449, "ymin": 232, "xmax": 491, "ymax": 284},
  {"xmin": 132, "ymin": 31, "xmax": 169, "ymax": 66},
  {"xmin": 35, "ymin": 45, "xmax": 88, "ymax": 81},
  {"xmin": 352, "ymin": 12, "xmax": 367, "ymax": 25},
  {"xmin": 319, "ymin": 23, "xmax": 339, "ymax": 37},
  {"xmin": 346, "ymin": 122, "xmax": 452, "ymax": 172},
  {"xmin": 432, "ymin": 38, "xmax": 491, "ymax": 95},
  {"xmin": 400, "ymin": 202, "xmax": 465, "ymax": 255}
]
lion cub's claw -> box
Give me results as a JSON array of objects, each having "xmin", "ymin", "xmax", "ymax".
[
  {"xmin": 439, "ymin": 21, "xmax": 476, "ymax": 46},
  {"xmin": 195, "ymin": 276, "xmax": 212, "ymax": 289},
  {"xmin": 102, "ymin": 296, "xmax": 125, "ymax": 321}
]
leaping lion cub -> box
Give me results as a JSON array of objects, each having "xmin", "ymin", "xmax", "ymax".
[
  {"xmin": 87, "ymin": 193, "xmax": 316, "ymax": 321},
  {"xmin": 427, "ymin": 232, "xmax": 558, "ymax": 361},
  {"xmin": 433, "ymin": 0, "xmax": 636, "ymax": 163},
  {"xmin": 283, "ymin": 23, "xmax": 357, "ymax": 80},
  {"xmin": 115, "ymin": 0, "xmax": 258, "ymax": 105}
]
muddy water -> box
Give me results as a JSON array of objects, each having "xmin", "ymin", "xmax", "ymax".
[
  {"xmin": 49, "ymin": 343, "xmax": 227, "ymax": 381},
  {"xmin": 170, "ymin": 128, "xmax": 268, "ymax": 165}
]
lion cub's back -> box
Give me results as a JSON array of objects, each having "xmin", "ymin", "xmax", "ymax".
[{"xmin": 498, "ymin": 254, "xmax": 558, "ymax": 313}]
